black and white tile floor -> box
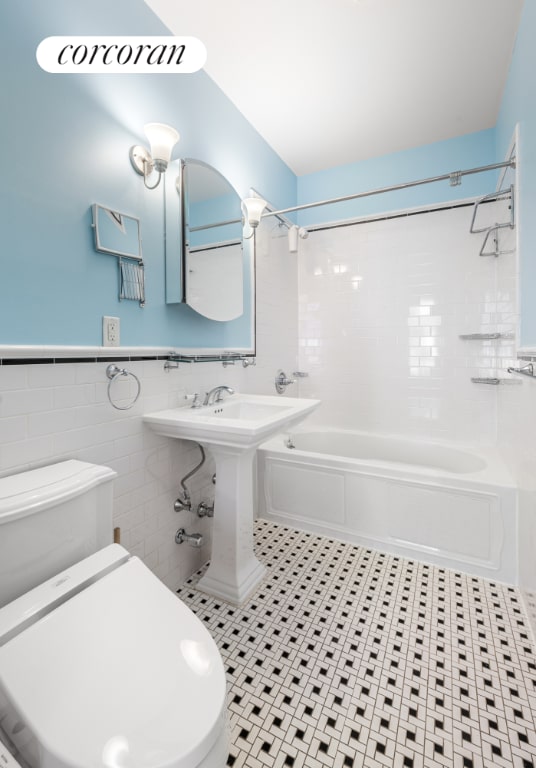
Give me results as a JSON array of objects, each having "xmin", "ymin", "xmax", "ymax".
[{"xmin": 177, "ymin": 520, "xmax": 536, "ymax": 768}]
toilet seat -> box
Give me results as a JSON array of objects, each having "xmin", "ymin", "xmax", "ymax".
[{"xmin": 0, "ymin": 547, "xmax": 228, "ymax": 768}]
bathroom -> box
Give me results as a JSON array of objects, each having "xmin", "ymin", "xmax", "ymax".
[{"xmin": 1, "ymin": 0, "xmax": 535, "ymax": 766}]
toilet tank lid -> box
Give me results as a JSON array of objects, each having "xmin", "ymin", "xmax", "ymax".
[{"xmin": 0, "ymin": 461, "xmax": 117, "ymax": 523}]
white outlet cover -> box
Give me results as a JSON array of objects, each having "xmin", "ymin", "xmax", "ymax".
[{"xmin": 102, "ymin": 316, "xmax": 120, "ymax": 347}]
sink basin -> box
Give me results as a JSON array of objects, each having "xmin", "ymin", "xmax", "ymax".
[
  {"xmin": 144, "ymin": 393, "xmax": 320, "ymax": 448},
  {"xmin": 143, "ymin": 392, "xmax": 320, "ymax": 604}
]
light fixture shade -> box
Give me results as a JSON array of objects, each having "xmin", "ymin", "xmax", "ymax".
[
  {"xmin": 241, "ymin": 197, "xmax": 267, "ymax": 229},
  {"xmin": 144, "ymin": 122, "xmax": 180, "ymax": 171}
]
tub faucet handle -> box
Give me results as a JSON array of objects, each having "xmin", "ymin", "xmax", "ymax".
[{"xmin": 275, "ymin": 370, "xmax": 296, "ymax": 394}]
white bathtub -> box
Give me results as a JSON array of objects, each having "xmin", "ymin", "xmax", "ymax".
[{"xmin": 257, "ymin": 430, "xmax": 518, "ymax": 583}]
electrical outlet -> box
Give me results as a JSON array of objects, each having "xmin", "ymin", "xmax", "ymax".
[{"xmin": 102, "ymin": 316, "xmax": 120, "ymax": 347}]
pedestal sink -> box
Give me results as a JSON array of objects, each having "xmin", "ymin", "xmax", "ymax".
[{"xmin": 144, "ymin": 394, "xmax": 320, "ymax": 603}]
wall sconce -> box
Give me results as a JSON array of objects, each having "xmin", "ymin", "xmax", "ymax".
[
  {"xmin": 241, "ymin": 196, "xmax": 267, "ymax": 238},
  {"xmin": 130, "ymin": 123, "xmax": 180, "ymax": 190}
]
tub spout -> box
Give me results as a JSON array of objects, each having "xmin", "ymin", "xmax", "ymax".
[{"xmin": 175, "ymin": 528, "xmax": 203, "ymax": 547}]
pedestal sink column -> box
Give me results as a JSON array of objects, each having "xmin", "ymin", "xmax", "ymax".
[
  {"xmin": 143, "ymin": 394, "xmax": 320, "ymax": 604},
  {"xmin": 196, "ymin": 443, "xmax": 266, "ymax": 604}
]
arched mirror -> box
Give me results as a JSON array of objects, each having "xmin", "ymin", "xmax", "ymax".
[{"xmin": 179, "ymin": 159, "xmax": 245, "ymax": 321}]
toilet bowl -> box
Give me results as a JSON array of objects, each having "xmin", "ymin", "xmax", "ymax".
[{"xmin": 0, "ymin": 461, "xmax": 229, "ymax": 768}]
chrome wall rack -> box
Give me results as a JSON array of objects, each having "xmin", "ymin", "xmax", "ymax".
[
  {"xmin": 459, "ymin": 333, "xmax": 507, "ymax": 341},
  {"xmin": 470, "ymin": 377, "xmax": 520, "ymax": 386},
  {"xmin": 119, "ymin": 257, "xmax": 145, "ymax": 306},
  {"xmin": 91, "ymin": 204, "xmax": 145, "ymax": 307},
  {"xmin": 164, "ymin": 352, "xmax": 256, "ymax": 367},
  {"xmin": 470, "ymin": 185, "xmax": 515, "ymax": 258}
]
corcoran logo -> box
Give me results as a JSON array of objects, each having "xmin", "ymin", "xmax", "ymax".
[{"xmin": 36, "ymin": 36, "xmax": 207, "ymax": 74}]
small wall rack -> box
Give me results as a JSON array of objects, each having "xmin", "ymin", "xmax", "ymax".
[
  {"xmin": 471, "ymin": 377, "xmax": 521, "ymax": 386},
  {"xmin": 459, "ymin": 333, "xmax": 510, "ymax": 341},
  {"xmin": 469, "ymin": 185, "xmax": 515, "ymax": 258},
  {"xmin": 164, "ymin": 352, "xmax": 256, "ymax": 369},
  {"xmin": 91, "ymin": 204, "xmax": 145, "ymax": 307}
]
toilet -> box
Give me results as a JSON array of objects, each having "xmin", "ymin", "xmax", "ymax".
[{"xmin": 0, "ymin": 460, "xmax": 229, "ymax": 768}]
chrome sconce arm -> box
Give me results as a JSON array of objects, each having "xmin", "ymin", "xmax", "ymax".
[{"xmin": 129, "ymin": 145, "xmax": 163, "ymax": 190}]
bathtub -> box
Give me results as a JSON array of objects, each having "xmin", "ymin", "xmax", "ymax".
[{"xmin": 257, "ymin": 430, "xmax": 518, "ymax": 583}]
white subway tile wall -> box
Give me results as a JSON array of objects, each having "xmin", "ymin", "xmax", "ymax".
[
  {"xmin": 297, "ymin": 202, "xmax": 517, "ymax": 446},
  {"xmin": 0, "ymin": 220, "xmax": 299, "ymax": 590},
  {"xmin": 294, "ymin": 199, "xmax": 536, "ymax": 637},
  {"xmin": 497, "ymin": 219, "xmax": 536, "ymax": 636}
]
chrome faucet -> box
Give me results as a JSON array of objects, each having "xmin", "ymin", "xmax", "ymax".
[{"xmin": 203, "ymin": 385, "xmax": 235, "ymax": 406}]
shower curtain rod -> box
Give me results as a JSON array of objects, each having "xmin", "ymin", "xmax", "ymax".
[{"xmin": 261, "ymin": 159, "xmax": 515, "ymax": 220}]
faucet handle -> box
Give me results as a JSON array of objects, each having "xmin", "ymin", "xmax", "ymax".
[
  {"xmin": 184, "ymin": 392, "xmax": 203, "ymax": 408},
  {"xmin": 275, "ymin": 370, "xmax": 296, "ymax": 394}
]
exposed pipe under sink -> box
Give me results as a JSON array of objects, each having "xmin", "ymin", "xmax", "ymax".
[{"xmin": 173, "ymin": 443, "xmax": 206, "ymax": 512}]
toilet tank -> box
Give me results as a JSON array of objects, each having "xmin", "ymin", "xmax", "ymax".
[{"xmin": 0, "ymin": 461, "xmax": 117, "ymax": 608}]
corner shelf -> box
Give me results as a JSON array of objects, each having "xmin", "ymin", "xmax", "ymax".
[{"xmin": 459, "ymin": 333, "xmax": 506, "ymax": 340}]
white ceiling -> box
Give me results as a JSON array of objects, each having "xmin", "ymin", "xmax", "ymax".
[{"xmin": 144, "ymin": 0, "xmax": 524, "ymax": 176}]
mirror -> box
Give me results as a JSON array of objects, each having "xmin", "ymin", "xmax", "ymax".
[
  {"xmin": 92, "ymin": 204, "xmax": 142, "ymax": 260},
  {"xmin": 174, "ymin": 159, "xmax": 245, "ymax": 322}
]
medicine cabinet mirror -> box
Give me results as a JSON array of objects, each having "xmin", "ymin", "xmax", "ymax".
[{"xmin": 174, "ymin": 158, "xmax": 245, "ymax": 322}]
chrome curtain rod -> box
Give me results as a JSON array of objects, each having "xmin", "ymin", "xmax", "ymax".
[{"xmin": 262, "ymin": 159, "xmax": 516, "ymax": 220}]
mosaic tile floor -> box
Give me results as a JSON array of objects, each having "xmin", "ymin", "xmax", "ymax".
[{"xmin": 177, "ymin": 520, "xmax": 536, "ymax": 768}]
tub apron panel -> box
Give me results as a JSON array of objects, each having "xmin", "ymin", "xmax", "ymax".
[{"xmin": 258, "ymin": 433, "xmax": 517, "ymax": 584}]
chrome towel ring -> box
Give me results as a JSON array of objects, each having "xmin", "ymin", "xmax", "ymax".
[{"xmin": 106, "ymin": 364, "xmax": 141, "ymax": 410}]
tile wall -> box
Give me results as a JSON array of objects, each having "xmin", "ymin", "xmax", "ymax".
[
  {"xmin": 0, "ymin": 220, "xmax": 299, "ymax": 590},
  {"xmin": 498, "ymin": 369, "xmax": 536, "ymax": 638},
  {"xmin": 496, "ymin": 219, "xmax": 536, "ymax": 638},
  {"xmin": 296, "ymin": 200, "xmax": 517, "ymax": 446}
]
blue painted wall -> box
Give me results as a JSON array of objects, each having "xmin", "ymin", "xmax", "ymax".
[
  {"xmin": 0, "ymin": 0, "xmax": 295, "ymax": 347},
  {"xmin": 296, "ymin": 129, "xmax": 498, "ymax": 227},
  {"xmin": 1, "ymin": 0, "xmax": 532, "ymax": 348},
  {"xmin": 496, "ymin": 0, "xmax": 536, "ymax": 348}
]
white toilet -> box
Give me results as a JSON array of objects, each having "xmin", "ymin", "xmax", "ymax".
[{"xmin": 0, "ymin": 460, "xmax": 229, "ymax": 768}]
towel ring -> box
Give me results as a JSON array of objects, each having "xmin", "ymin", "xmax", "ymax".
[{"xmin": 106, "ymin": 364, "xmax": 141, "ymax": 410}]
